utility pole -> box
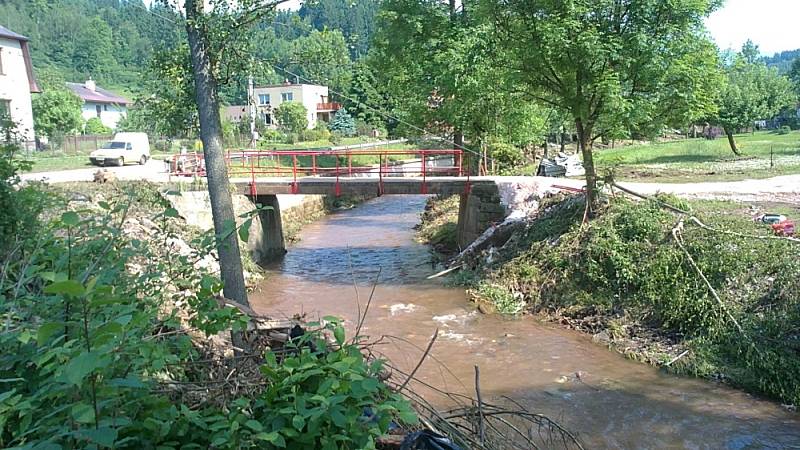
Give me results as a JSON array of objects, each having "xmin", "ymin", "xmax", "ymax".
[{"xmin": 248, "ymin": 74, "xmax": 257, "ymax": 147}]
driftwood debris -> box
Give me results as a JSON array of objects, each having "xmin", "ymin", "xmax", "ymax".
[{"xmin": 93, "ymin": 169, "xmax": 117, "ymax": 183}]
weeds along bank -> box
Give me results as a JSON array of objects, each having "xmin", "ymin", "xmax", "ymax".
[
  {"xmin": 0, "ymin": 171, "xmax": 420, "ymax": 447},
  {"xmin": 419, "ymin": 194, "xmax": 800, "ymax": 406}
]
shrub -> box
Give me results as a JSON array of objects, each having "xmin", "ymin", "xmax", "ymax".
[
  {"xmin": 0, "ymin": 184, "xmax": 418, "ymax": 448},
  {"xmin": 777, "ymin": 125, "xmax": 791, "ymax": 135},
  {"xmin": 283, "ymin": 132, "xmax": 298, "ymax": 144},
  {"xmin": 247, "ymin": 320, "xmax": 417, "ymax": 449},
  {"xmin": 84, "ymin": 117, "xmax": 112, "ymax": 135},
  {"xmin": 487, "ymin": 140, "xmax": 525, "ymax": 174},
  {"xmin": 274, "ymin": 102, "xmax": 308, "ymax": 134},
  {"xmin": 330, "ymin": 109, "xmax": 356, "ymax": 137}
]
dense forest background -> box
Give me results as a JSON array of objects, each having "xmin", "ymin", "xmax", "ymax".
[{"xmin": 0, "ymin": 0, "xmax": 379, "ymax": 102}]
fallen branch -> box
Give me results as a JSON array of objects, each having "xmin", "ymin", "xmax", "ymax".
[
  {"xmin": 672, "ymin": 220, "xmax": 744, "ymax": 335},
  {"xmin": 397, "ymin": 328, "xmax": 438, "ymax": 393}
]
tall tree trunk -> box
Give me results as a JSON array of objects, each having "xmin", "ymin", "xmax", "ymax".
[
  {"xmin": 576, "ymin": 118, "xmax": 598, "ymax": 216},
  {"xmin": 724, "ymin": 128, "xmax": 741, "ymax": 156},
  {"xmin": 185, "ymin": 0, "xmax": 249, "ymax": 310}
]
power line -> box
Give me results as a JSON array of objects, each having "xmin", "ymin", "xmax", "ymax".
[{"xmin": 122, "ymin": 0, "xmax": 179, "ymax": 24}]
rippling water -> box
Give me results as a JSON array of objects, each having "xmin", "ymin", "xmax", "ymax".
[{"xmin": 250, "ymin": 195, "xmax": 800, "ymax": 448}]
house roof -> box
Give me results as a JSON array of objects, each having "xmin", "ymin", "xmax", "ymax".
[
  {"xmin": 66, "ymin": 82, "xmax": 130, "ymax": 105},
  {"xmin": 0, "ymin": 25, "xmax": 29, "ymax": 42}
]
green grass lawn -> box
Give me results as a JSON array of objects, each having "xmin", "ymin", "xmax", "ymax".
[{"xmin": 594, "ymin": 130, "xmax": 800, "ymax": 182}]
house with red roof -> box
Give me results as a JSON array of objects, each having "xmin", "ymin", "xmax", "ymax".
[
  {"xmin": 0, "ymin": 25, "xmax": 40, "ymax": 148},
  {"xmin": 66, "ymin": 79, "xmax": 130, "ymax": 130}
]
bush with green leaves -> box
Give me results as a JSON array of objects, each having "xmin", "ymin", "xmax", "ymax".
[
  {"xmin": 0, "ymin": 182, "xmax": 418, "ymax": 448},
  {"xmin": 0, "ymin": 120, "xmax": 45, "ymax": 247},
  {"xmin": 488, "ymin": 141, "xmax": 525, "ymax": 174},
  {"xmin": 777, "ymin": 125, "xmax": 791, "ymax": 135},
  {"xmin": 84, "ymin": 117, "xmax": 113, "ymax": 135},
  {"xmin": 274, "ymin": 102, "xmax": 309, "ymax": 134},
  {"xmin": 32, "ymin": 88, "xmax": 83, "ymax": 144},
  {"xmin": 243, "ymin": 319, "xmax": 417, "ymax": 449}
]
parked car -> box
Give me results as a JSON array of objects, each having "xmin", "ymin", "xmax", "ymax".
[{"xmin": 89, "ymin": 132, "xmax": 151, "ymax": 166}]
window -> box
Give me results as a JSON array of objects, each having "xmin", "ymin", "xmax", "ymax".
[
  {"xmin": 126, "ymin": 143, "xmax": 132, "ymax": 150},
  {"xmin": 96, "ymin": 104, "xmax": 102, "ymax": 117},
  {"xmin": 0, "ymin": 49, "xmax": 4, "ymax": 75},
  {"xmin": 104, "ymin": 104, "xmax": 108, "ymax": 111},
  {"xmin": 281, "ymin": 92, "xmax": 293, "ymax": 102},
  {"xmin": 258, "ymin": 94, "xmax": 270, "ymax": 105},
  {"xmin": 0, "ymin": 99, "xmax": 10, "ymax": 118}
]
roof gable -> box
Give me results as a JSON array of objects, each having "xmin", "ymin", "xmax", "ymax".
[
  {"xmin": 0, "ymin": 25, "xmax": 28, "ymax": 42},
  {"xmin": 66, "ymin": 82, "xmax": 130, "ymax": 105}
]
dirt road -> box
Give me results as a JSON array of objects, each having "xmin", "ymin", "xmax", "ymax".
[{"xmin": 22, "ymin": 164, "xmax": 800, "ymax": 203}]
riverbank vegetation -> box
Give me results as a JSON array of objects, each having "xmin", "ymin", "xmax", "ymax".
[
  {"xmin": 419, "ymin": 194, "xmax": 800, "ymax": 406},
  {"xmin": 0, "ymin": 141, "xmax": 424, "ymax": 447}
]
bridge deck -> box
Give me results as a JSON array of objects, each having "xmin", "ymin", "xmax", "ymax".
[{"xmin": 230, "ymin": 176, "xmax": 496, "ymax": 196}]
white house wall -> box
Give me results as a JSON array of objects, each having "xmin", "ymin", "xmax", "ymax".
[
  {"xmin": 81, "ymin": 102, "xmax": 127, "ymax": 130},
  {"xmin": 0, "ymin": 37, "xmax": 34, "ymax": 143},
  {"xmin": 252, "ymin": 84, "xmax": 329, "ymax": 129}
]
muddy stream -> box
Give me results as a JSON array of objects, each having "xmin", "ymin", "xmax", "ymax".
[{"xmin": 250, "ymin": 196, "xmax": 800, "ymax": 449}]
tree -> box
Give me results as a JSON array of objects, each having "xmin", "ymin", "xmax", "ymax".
[
  {"xmin": 84, "ymin": 117, "xmax": 112, "ymax": 135},
  {"xmin": 372, "ymin": 0, "xmax": 570, "ymax": 174},
  {"xmin": 31, "ymin": 89, "xmax": 83, "ymax": 143},
  {"xmin": 126, "ymin": 44, "xmax": 199, "ymax": 138},
  {"xmin": 274, "ymin": 102, "xmax": 309, "ymax": 134},
  {"xmin": 345, "ymin": 61, "xmax": 387, "ymax": 128},
  {"xmin": 329, "ymin": 108, "xmax": 356, "ymax": 136},
  {"xmin": 789, "ymin": 58, "xmax": 800, "ymax": 96},
  {"xmin": 715, "ymin": 45, "xmax": 796, "ymax": 155},
  {"xmin": 483, "ymin": 0, "xmax": 721, "ymax": 212}
]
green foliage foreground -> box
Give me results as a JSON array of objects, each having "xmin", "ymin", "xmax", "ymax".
[
  {"xmin": 466, "ymin": 195, "xmax": 800, "ymax": 405},
  {"xmin": 0, "ymin": 150, "xmax": 415, "ymax": 447}
]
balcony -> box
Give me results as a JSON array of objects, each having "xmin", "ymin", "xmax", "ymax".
[{"xmin": 316, "ymin": 102, "xmax": 341, "ymax": 112}]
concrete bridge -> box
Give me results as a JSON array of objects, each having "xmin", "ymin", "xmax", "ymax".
[{"xmin": 226, "ymin": 175, "xmax": 583, "ymax": 263}]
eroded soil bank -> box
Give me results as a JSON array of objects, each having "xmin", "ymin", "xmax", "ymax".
[{"xmin": 249, "ymin": 195, "xmax": 800, "ymax": 448}]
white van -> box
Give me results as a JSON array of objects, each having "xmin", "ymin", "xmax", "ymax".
[{"xmin": 89, "ymin": 132, "xmax": 151, "ymax": 166}]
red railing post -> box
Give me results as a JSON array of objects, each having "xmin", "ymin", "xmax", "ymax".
[
  {"xmin": 378, "ymin": 154, "xmax": 384, "ymax": 196},
  {"xmin": 335, "ymin": 156, "xmax": 341, "ymax": 197},
  {"xmin": 457, "ymin": 150, "xmax": 463, "ymax": 177},
  {"xmin": 291, "ymin": 154, "xmax": 298, "ymax": 194},
  {"xmin": 420, "ymin": 150, "xmax": 428, "ymax": 194}
]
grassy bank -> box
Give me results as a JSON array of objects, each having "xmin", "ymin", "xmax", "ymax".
[
  {"xmin": 420, "ymin": 194, "xmax": 800, "ymax": 405},
  {"xmin": 594, "ymin": 130, "xmax": 800, "ymax": 182}
]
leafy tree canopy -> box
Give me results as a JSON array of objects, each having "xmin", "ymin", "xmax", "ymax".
[
  {"xmin": 274, "ymin": 102, "xmax": 309, "ymax": 134},
  {"xmin": 32, "ymin": 89, "xmax": 83, "ymax": 141},
  {"xmin": 715, "ymin": 42, "xmax": 797, "ymax": 154}
]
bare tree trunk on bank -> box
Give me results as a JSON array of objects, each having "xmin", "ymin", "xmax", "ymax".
[
  {"xmin": 185, "ymin": 0, "xmax": 250, "ymax": 310},
  {"xmin": 724, "ymin": 128, "xmax": 742, "ymax": 156},
  {"xmin": 576, "ymin": 118, "xmax": 598, "ymax": 215}
]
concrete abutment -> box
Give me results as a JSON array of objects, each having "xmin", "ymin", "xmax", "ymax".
[{"xmin": 456, "ymin": 183, "xmax": 507, "ymax": 248}]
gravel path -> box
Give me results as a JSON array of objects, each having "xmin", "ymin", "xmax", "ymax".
[{"xmin": 21, "ymin": 164, "xmax": 800, "ymax": 203}]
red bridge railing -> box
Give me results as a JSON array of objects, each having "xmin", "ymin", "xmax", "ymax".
[{"xmin": 168, "ymin": 148, "xmax": 469, "ymax": 195}]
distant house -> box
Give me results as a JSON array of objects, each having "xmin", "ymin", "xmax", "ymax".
[
  {"xmin": 0, "ymin": 25, "xmax": 40, "ymax": 148},
  {"xmin": 223, "ymin": 81, "xmax": 340, "ymax": 129},
  {"xmin": 66, "ymin": 79, "xmax": 129, "ymax": 130}
]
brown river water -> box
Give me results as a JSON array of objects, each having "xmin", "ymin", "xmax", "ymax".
[{"xmin": 250, "ymin": 195, "xmax": 800, "ymax": 449}]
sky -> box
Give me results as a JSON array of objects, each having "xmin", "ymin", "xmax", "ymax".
[
  {"xmin": 705, "ymin": 0, "xmax": 800, "ymax": 55},
  {"xmin": 145, "ymin": 0, "xmax": 800, "ymax": 55}
]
